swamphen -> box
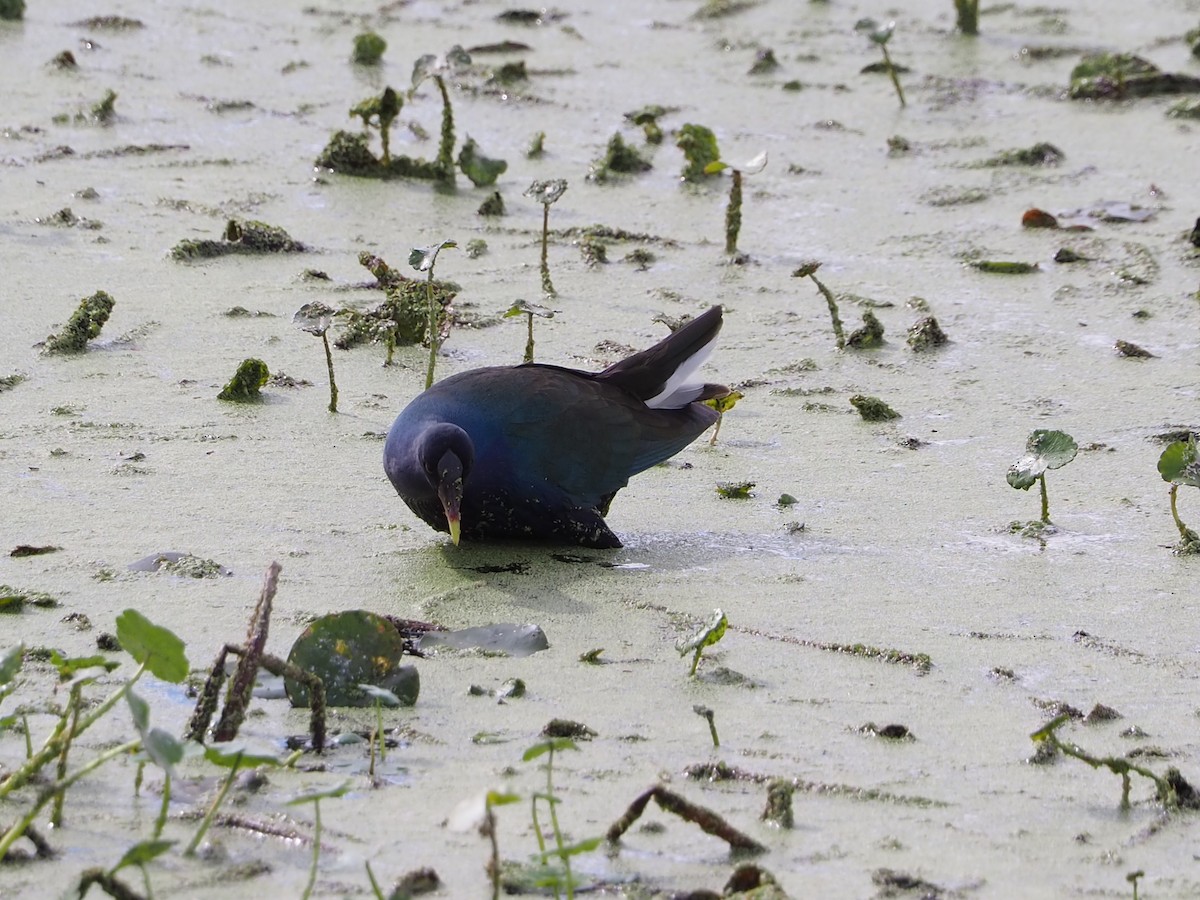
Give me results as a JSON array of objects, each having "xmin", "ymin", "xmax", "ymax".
[{"xmin": 384, "ymin": 305, "xmax": 729, "ymax": 547}]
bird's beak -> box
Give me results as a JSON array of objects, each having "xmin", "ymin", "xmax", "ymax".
[{"xmin": 436, "ymin": 452, "xmax": 465, "ymax": 546}]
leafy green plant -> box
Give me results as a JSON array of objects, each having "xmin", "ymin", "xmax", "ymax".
[
  {"xmin": 1157, "ymin": 435, "xmax": 1200, "ymax": 554},
  {"xmin": 504, "ymin": 300, "xmax": 557, "ymax": 363},
  {"xmin": 522, "ymin": 738, "xmax": 601, "ymax": 899},
  {"xmin": 185, "ymin": 745, "xmax": 293, "ymax": 856},
  {"xmin": 412, "ymin": 45, "xmax": 471, "ymax": 184},
  {"xmin": 677, "ymin": 609, "xmax": 727, "ymax": 677},
  {"xmin": 524, "ymin": 179, "xmax": 568, "ymax": 297},
  {"xmin": 287, "ymin": 781, "xmax": 353, "ymax": 899},
  {"xmin": 293, "ymin": 302, "xmax": 339, "ymax": 413},
  {"xmin": 704, "ymin": 152, "xmax": 766, "ymax": 258},
  {"xmin": 1007, "ymin": 429, "xmax": 1077, "ymax": 529},
  {"xmin": 676, "ymin": 123, "xmax": 721, "ymax": 183},
  {"xmin": 855, "ymin": 18, "xmax": 906, "ymax": 107},
  {"xmin": 410, "ymin": 240, "xmax": 458, "ymax": 388}
]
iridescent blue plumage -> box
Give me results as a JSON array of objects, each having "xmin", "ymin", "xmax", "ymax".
[{"xmin": 384, "ymin": 306, "xmax": 727, "ymax": 547}]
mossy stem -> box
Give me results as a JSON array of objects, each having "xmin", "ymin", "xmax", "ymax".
[
  {"xmin": 321, "ymin": 332, "xmax": 338, "ymax": 413},
  {"xmin": 486, "ymin": 803, "xmax": 502, "ymax": 900},
  {"xmin": 1039, "ymin": 474, "xmax": 1050, "ymax": 524},
  {"xmin": 880, "ymin": 45, "xmax": 906, "ymax": 107},
  {"xmin": 51, "ymin": 683, "xmax": 85, "ymax": 827},
  {"xmin": 724, "ymin": 169, "xmax": 742, "ymax": 256},
  {"xmin": 540, "ymin": 205, "xmax": 556, "ymax": 297},
  {"xmin": 424, "ymin": 267, "xmax": 438, "ymax": 389},
  {"xmin": 435, "ymin": 76, "xmax": 455, "ymax": 183},
  {"xmin": 1169, "ymin": 484, "xmax": 1189, "ymax": 539},
  {"xmin": 524, "ymin": 312, "xmax": 534, "ymax": 363},
  {"xmin": 0, "ymin": 739, "xmax": 141, "ymax": 860},
  {"xmin": 955, "ymin": 0, "xmax": 979, "ymax": 35},
  {"xmin": 809, "ymin": 273, "xmax": 845, "ymax": 349}
]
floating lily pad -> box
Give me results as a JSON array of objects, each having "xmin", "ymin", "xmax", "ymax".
[
  {"xmin": 418, "ymin": 623, "xmax": 549, "ymax": 657},
  {"xmin": 1007, "ymin": 430, "xmax": 1078, "ymax": 490},
  {"xmin": 286, "ymin": 610, "xmax": 417, "ymax": 707}
]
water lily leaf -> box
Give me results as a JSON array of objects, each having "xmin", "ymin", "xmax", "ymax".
[
  {"xmin": 0, "ymin": 643, "xmax": 22, "ymax": 687},
  {"xmin": 285, "ymin": 610, "xmax": 415, "ymax": 707},
  {"xmin": 504, "ymin": 299, "xmax": 557, "ymax": 319},
  {"xmin": 409, "ymin": 240, "xmax": 457, "ymax": 272},
  {"xmin": 1158, "ymin": 437, "xmax": 1200, "ymax": 487},
  {"xmin": 293, "ymin": 302, "xmax": 335, "ymax": 337},
  {"xmin": 524, "ymin": 178, "xmax": 568, "ymax": 206},
  {"xmin": 111, "ymin": 839, "xmax": 175, "ymax": 874},
  {"xmin": 1007, "ymin": 429, "xmax": 1078, "ymax": 490},
  {"xmin": 412, "ymin": 45, "xmax": 470, "ymax": 87},
  {"xmin": 287, "ymin": 781, "xmax": 353, "ymax": 805},
  {"xmin": 676, "ymin": 609, "xmax": 728, "ymax": 656},
  {"xmin": 116, "ymin": 609, "xmax": 189, "ymax": 683}
]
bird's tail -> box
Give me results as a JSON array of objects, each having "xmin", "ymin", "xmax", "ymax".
[{"xmin": 597, "ymin": 306, "xmax": 729, "ymax": 409}]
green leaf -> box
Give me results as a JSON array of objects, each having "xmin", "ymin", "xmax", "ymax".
[
  {"xmin": 537, "ymin": 835, "xmax": 604, "ymax": 862},
  {"xmin": 51, "ymin": 651, "xmax": 120, "ymax": 681},
  {"xmin": 504, "ymin": 299, "xmax": 557, "ymax": 319},
  {"xmin": 126, "ymin": 689, "xmax": 150, "ymax": 733},
  {"xmin": 285, "ymin": 610, "xmax": 418, "ymax": 707},
  {"xmin": 1007, "ymin": 429, "xmax": 1078, "ymax": 490},
  {"xmin": 286, "ymin": 781, "xmax": 353, "ymax": 805},
  {"xmin": 409, "ymin": 240, "xmax": 457, "ymax": 272},
  {"xmin": 1158, "ymin": 437, "xmax": 1200, "ymax": 487},
  {"xmin": 676, "ymin": 609, "xmax": 728, "ymax": 656},
  {"xmin": 457, "ymin": 135, "xmax": 508, "ymax": 187},
  {"xmin": 203, "ymin": 744, "xmax": 287, "ymax": 769},
  {"xmin": 411, "ymin": 53, "xmax": 436, "ymax": 88},
  {"xmin": 0, "ymin": 644, "xmax": 23, "ymax": 687},
  {"xmin": 486, "ymin": 790, "xmax": 521, "ymax": 807},
  {"xmin": 143, "ymin": 728, "xmax": 187, "ymax": 774},
  {"xmin": 116, "ymin": 609, "xmax": 189, "ymax": 683},
  {"xmin": 522, "ymin": 738, "xmax": 579, "ymax": 761},
  {"xmin": 110, "ymin": 839, "xmax": 175, "ymax": 874},
  {"xmin": 703, "ymin": 160, "xmax": 729, "ymax": 175},
  {"xmin": 855, "ymin": 17, "xmax": 895, "ymax": 44}
]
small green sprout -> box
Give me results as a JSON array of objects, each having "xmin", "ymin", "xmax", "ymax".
[
  {"xmin": 185, "ymin": 745, "xmax": 293, "ymax": 856},
  {"xmin": 411, "ymin": 240, "xmax": 457, "ymax": 388},
  {"xmin": 412, "ymin": 45, "xmax": 471, "ymax": 184},
  {"xmin": 704, "ymin": 390, "xmax": 743, "ymax": 445},
  {"xmin": 217, "ymin": 358, "xmax": 269, "ymax": 402},
  {"xmin": 352, "ymin": 31, "xmax": 387, "ymax": 65},
  {"xmin": 526, "ymin": 131, "xmax": 546, "ymax": 158},
  {"xmin": 1157, "ymin": 435, "xmax": 1200, "ymax": 554},
  {"xmin": 358, "ymin": 684, "xmax": 401, "ymax": 776},
  {"xmin": 704, "ymin": 151, "xmax": 767, "ymax": 258},
  {"xmin": 524, "ymin": 179, "xmax": 568, "ymax": 297},
  {"xmin": 1007, "ymin": 429, "xmax": 1077, "ymax": 527},
  {"xmin": 855, "ymin": 18, "xmax": 905, "ymax": 108},
  {"xmin": 955, "ymin": 0, "xmax": 980, "ymax": 35},
  {"xmin": 293, "ymin": 302, "xmax": 339, "ymax": 413},
  {"xmin": 287, "ymin": 781, "xmax": 353, "ymax": 900},
  {"xmin": 504, "ymin": 299, "xmax": 557, "ymax": 363},
  {"xmin": 43, "ymin": 290, "xmax": 115, "ymax": 354},
  {"xmin": 677, "ymin": 609, "xmax": 727, "ymax": 677},
  {"xmin": 521, "ymin": 738, "xmax": 600, "ymax": 899}
]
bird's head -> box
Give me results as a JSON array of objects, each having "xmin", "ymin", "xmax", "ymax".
[{"xmin": 418, "ymin": 423, "xmax": 474, "ymax": 545}]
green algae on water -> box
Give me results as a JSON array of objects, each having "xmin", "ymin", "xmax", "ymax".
[
  {"xmin": 676, "ymin": 123, "xmax": 720, "ymax": 183},
  {"xmin": 906, "ymin": 316, "xmax": 947, "ymax": 351},
  {"xmin": 846, "ymin": 310, "xmax": 885, "ymax": 349},
  {"xmin": 352, "ymin": 32, "xmax": 386, "ymax": 65},
  {"xmin": 217, "ymin": 358, "xmax": 269, "ymax": 403},
  {"xmin": 457, "ymin": 135, "xmax": 507, "ymax": 187},
  {"xmin": 850, "ymin": 394, "xmax": 900, "ymax": 421},
  {"xmin": 588, "ymin": 132, "xmax": 651, "ymax": 183},
  {"xmin": 477, "ymin": 191, "xmax": 505, "ymax": 216},
  {"xmin": 44, "ymin": 291, "xmax": 115, "ymax": 354},
  {"xmin": 969, "ymin": 260, "xmax": 1039, "ymax": 274},
  {"xmin": 1068, "ymin": 52, "xmax": 1200, "ymax": 100},
  {"xmin": 171, "ymin": 219, "xmax": 307, "ymax": 261}
]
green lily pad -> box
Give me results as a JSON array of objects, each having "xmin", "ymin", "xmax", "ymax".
[
  {"xmin": 1007, "ymin": 430, "xmax": 1078, "ymax": 490},
  {"xmin": 285, "ymin": 610, "xmax": 418, "ymax": 708},
  {"xmin": 1158, "ymin": 436, "xmax": 1200, "ymax": 487}
]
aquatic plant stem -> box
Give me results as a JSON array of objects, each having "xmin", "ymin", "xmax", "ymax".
[
  {"xmin": 435, "ymin": 76, "xmax": 455, "ymax": 184},
  {"xmin": 154, "ymin": 773, "xmax": 171, "ymax": 839},
  {"xmin": 321, "ymin": 332, "xmax": 338, "ymax": 413},
  {"xmin": 424, "ymin": 268, "xmax": 439, "ymax": 389},
  {"xmin": 808, "ymin": 273, "xmax": 845, "ymax": 349},
  {"xmin": 1169, "ymin": 484, "xmax": 1190, "ymax": 539},
  {"xmin": 540, "ymin": 205, "xmax": 556, "ymax": 297},
  {"xmin": 1039, "ymin": 474, "xmax": 1050, "ymax": 524},
  {"xmin": 300, "ymin": 798, "xmax": 323, "ymax": 900},
  {"xmin": 50, "ymin": 683, "xmax": 85, "ymax": 827},
  {"xmin": 1, "ymin": 662, "xmax": 146, "ymax": 799},
  {"xmin": 0, "ymin": 739, "xmax": 140, "ymax": 860},
  {"xmin": 880, "ymin": 45, "xmax": 906, "ymax": 107},
  {"xmin": 724, "ymin": 169, "xmax": 742, "ymax": 256},
  {"xmin": 955, "ymin": 0, "xmax": 979, "ymax": 35},
  {"xmin": 524, "ymin": 312, "xmax": 535, "ymax": 363},
  {"xmin": 184, "ymin": 753, "xmax": 243, "ymax": 856}
]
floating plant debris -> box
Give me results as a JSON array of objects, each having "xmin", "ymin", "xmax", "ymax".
[
  {"xmin": 850, "ymin": 394, "xmax": 900, "ymax": 421},
  {"xmin": 43, "ymin": 290, "xmax": 114, "ymax": 354},
  {"xmin": 1114, "ymin": 339, "xmax": 1154, "ymax": 359},
  {"xmin": 171, "ymin": 220, "xmax": 307, "ymax": 261},
  {"xmin": 217, "ymin": 358, "xmax": 269, "ymax": 402},
  {"xmin": 906, "ymin": 316, "xmax": 947, "ymax": 351},
  {"xmin": 1069, "ymin": 52, "xmax": 1200, "ymax": 100}
]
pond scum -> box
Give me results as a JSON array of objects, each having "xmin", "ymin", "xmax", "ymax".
[{"xmin": 6, "ymin": 2, "xmax": 1200, "ymax": 897}]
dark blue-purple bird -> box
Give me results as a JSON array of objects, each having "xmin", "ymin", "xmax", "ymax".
[{"xmin": 384, "ymin": 306, "xmax": 729, "ymax": 548}]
